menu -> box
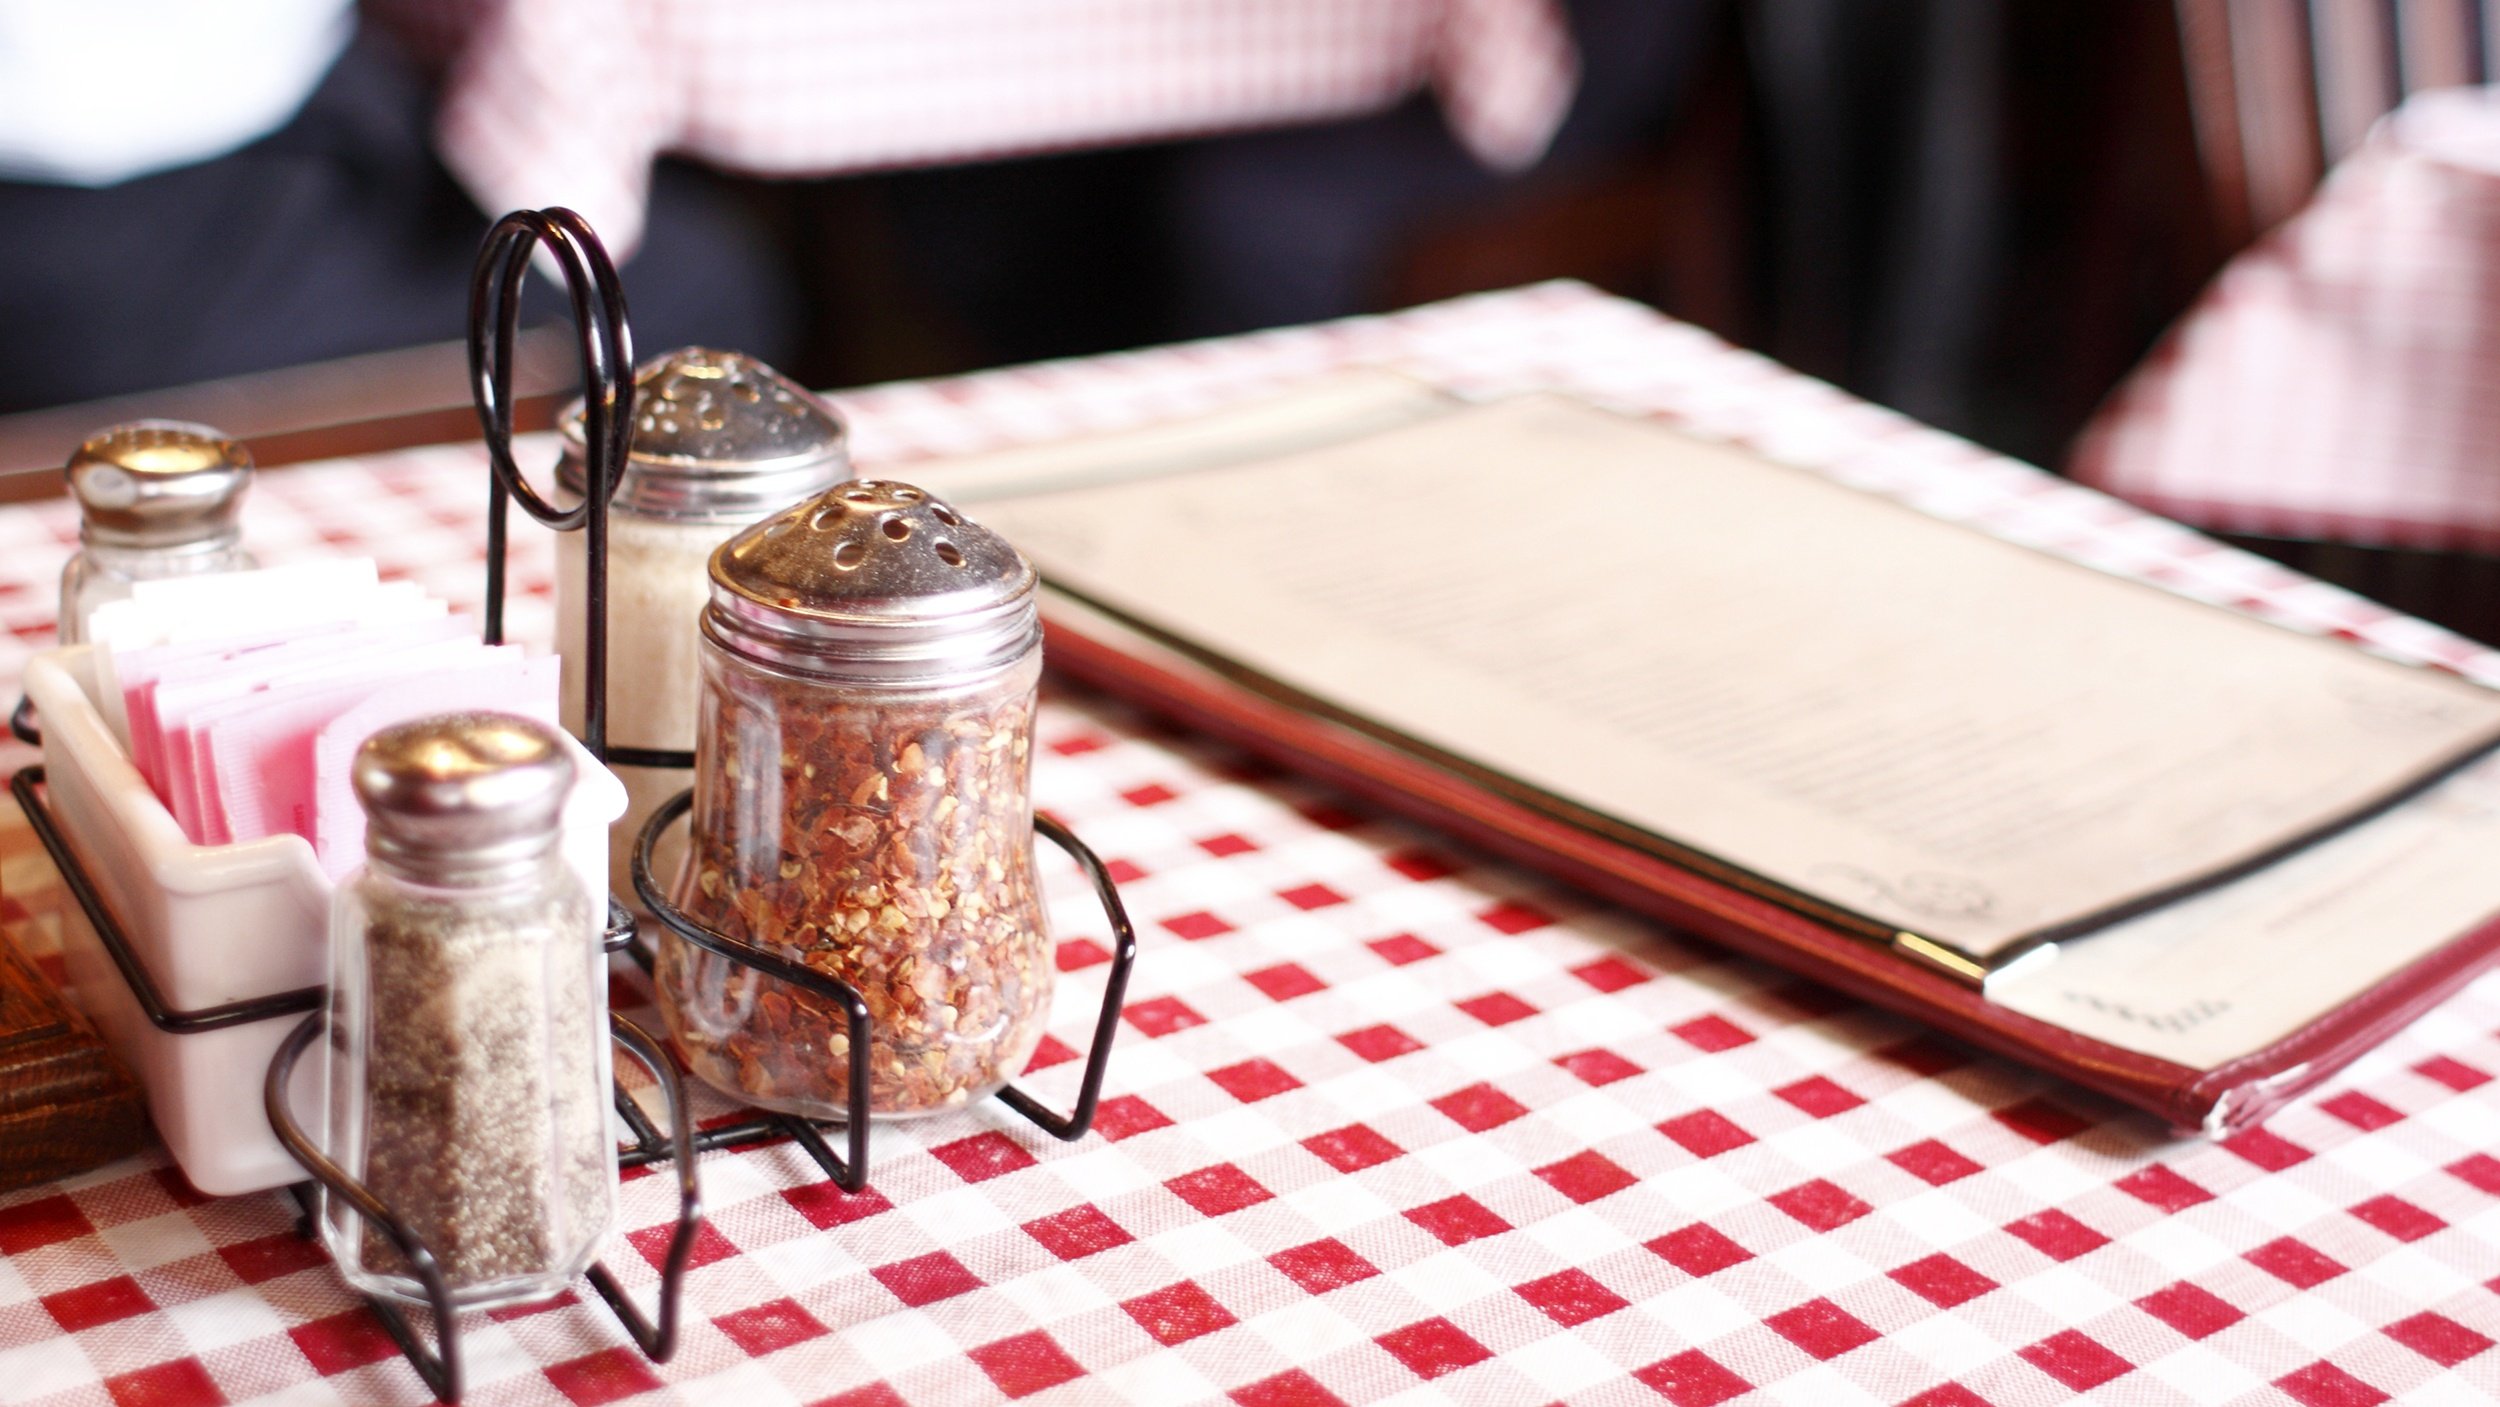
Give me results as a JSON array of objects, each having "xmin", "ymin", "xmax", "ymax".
[{"xmin": 949, "ymin": 391, "xmax": 2500, "ymax": 979}]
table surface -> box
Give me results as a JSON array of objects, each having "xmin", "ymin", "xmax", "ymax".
[{"xmin": 4, "ymin": 284, "xmax": 2499, "ymax": 1407}]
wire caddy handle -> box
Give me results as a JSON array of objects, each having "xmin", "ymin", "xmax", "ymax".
[{"xmin": 10, "ymin": 208, "xmax": 1139, "ymax": 1404}]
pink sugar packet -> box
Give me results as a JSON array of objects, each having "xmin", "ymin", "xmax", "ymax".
[
  {"xmin": 308, "ymin": 659, "xmax": 563, "ymax": 879},
  {"xmin": 161, "ymin": 635, "xmax": 494, "ymax": 844},
  {"xmin": 192, "ymin": 645, "xmax": 532, "ymax": 849},
  {"xmin": 116, "ymin": 625, "xmax": 351, "ymax": 792},
  {"xmin": 121, "ymin": 618, "xmax": 474, "ymax": 798},
  {"xmin": 89, "ymin": 566, "xmax": 439, "ymax": 744}
]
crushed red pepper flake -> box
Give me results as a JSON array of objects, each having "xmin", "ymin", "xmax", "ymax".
[{"xmin": 658, "ymin": 656, "xmax": 1052, "ymax": 1118}]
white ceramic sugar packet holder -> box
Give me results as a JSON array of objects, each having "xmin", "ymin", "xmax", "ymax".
[{"xmin": 23, "ymin": 644, "xmax": 624, "ymax": 1195}]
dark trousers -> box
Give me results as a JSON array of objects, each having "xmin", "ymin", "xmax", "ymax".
[{"xmin": 0, "ymin": 23, "xmax": 797, "ymax": 415}]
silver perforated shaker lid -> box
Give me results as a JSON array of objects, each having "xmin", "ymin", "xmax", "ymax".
[
  {"xmin": 704, "ymin": 480, "xmax": 1038, "ymax": 684},
  {"xmin": 65, "ymin": 420, "xmax": 251, "ymax": 551},
  {"xmin": 557, "ymin": 347, "xmax": 851, "ymax": 523},
  {"xmin": 354, "ymin": 713, "xmax": 577, "ymax": 883}
]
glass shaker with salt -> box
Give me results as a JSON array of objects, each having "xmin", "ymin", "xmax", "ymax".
[
  {"xmin": 320, "ymin": 712, "xmax": 614, "ymax": 1310},
  {"xmin": 58, "ymin": 420, "xmax": 256, "ymax": 644},
  {"xmin": 554, "ymin": 348, "xmax": 851, "ymax": 899}
]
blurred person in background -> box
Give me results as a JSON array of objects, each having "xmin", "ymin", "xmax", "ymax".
[
  {"xmin": 0, "ymin": 0, "xmax": 1733, "ymax": 420},
  {"xmin": 0, "ymin": 0, "xmax": 2207, "ymax": 494}
]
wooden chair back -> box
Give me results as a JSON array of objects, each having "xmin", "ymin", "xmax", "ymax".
[{"xmin": 2176, "ymin": 0, "xmax": 2487, "ymax": 248}]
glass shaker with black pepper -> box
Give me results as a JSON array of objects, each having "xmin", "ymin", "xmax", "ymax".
[
  {"xmin": 321, "ymin": 713, "xmax": 614, "ymax": 1310},
  {"xmin": 658, "ymin": 480, "xmax": 1052, "ymax": 1121},
  {"xmin": 58, "ymin": 420, "xmax": 256, "ymax": 644},
  {"xmin": 553, "ymin": 348, "xmax": 851, "ymax": 900}
]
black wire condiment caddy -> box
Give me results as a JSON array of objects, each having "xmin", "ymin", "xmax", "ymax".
[{"xmin": 6, "ymin": 207, "xmax": 1139, "ymax": 1403}]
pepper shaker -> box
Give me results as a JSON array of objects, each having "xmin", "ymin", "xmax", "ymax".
[
  {"xmin": 58, "ymin": 420, "xmax": 256, "ymax": 644},
  {"xmin": 321, "ymin": 713, "xmax": 614, "ymax": 1310},
  {"xmin": 659, "ymin": 480, "xmax": 1052, "ymax": 1120},
  {"xmin": 554, "ymin": 348, "xmax": 851, "ymax": 899}
]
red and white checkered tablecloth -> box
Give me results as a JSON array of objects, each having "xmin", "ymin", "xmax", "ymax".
[
  {"xmin": 2075, "ymin": 86, "xmax": 2500, "ymax": 552},
  {"xmin": 372, "ymin": 0, "xmax": 1577, "ymax": 259},
  {"xmin": 5, "ymin": 284, "xmax": 2500, "ymax": 1406}
]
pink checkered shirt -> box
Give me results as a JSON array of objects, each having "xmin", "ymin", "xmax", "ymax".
[{"xmin": 370, "ymin": 0, "xmax": 1578, "ymax": 259}]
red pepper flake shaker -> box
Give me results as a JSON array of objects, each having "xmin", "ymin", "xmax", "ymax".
[{"xmin": 660, "ymin": 480, "xmax": 1051, "ymax": 1120}]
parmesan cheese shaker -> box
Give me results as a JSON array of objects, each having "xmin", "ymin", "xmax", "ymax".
[
  {"xmin": 554, "ymin": 348, "xmax": 852, "ymax": 901},
  {"xmin": 321, "ymin": 713, "xmax": 614, "ymax": 1310},
  {"xmin": 658, "ymin": 480, "xmax": 1051, "ymax": 1121},
  {"xmin": 58, "ymin": 421, "xmax": 256, "ymax": 644}
]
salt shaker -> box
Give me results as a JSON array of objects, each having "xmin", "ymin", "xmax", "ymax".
[
  {"xmin": 58, "ymin": 420, "xmax": 256, "ymax": 644},
  {"xmin": 321, "ymin": 713, "xmax": 614, "ymax": 1310},
  {"xmin": 659, "ymin": 480, "xmax": 1051, "ymax": 1120},
  {"xmin": 554, "ymin": 348, "xmax": 851, "ymax": 899}
]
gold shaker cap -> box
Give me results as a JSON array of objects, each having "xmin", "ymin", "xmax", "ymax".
[{"xmin": 65, "ymin": 420, "xmax": 251, "ymax": 550}]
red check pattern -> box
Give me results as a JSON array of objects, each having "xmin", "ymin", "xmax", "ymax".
[
  {"xmin": 2076, "ymin": 86, "xmax": 2500, "ymax": 551},
  {"xmin": 377, "ymin": 0, "xmax": 1576, "ymax": 259},
  {"xmin": 5, "ymin": 284, "xmax": 2500, "ymax": 1403}
]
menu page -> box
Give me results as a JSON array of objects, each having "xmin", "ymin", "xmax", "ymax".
[
  {"xmin": 968, "ymin": 394, "xmax": 2500, "ymax": 959},
  {"xmin": 1986, "ymin": 750, "xmax": 2500, "ymax": 1071}
]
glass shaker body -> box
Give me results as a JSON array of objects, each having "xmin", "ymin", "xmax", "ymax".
[
  {"xmin": 558, "ymin": 512, "xmax": 737, "ymax": 897},
  {"xmin": 58, "ymin": 420, "xmax": 256, "ymax": 644},
  {"xmin": 318, "ymin": 716, "xmax": 615, "ymax": 1311},
  {"xmin": 663, "ymin": 643, "xmax": 1050, "ymax": 1119},
  {"xmin": 552, "ymin": 348, "xmax": 850, "ymax": 901},
  {"xmin": 59, "ymin": 539, "xmax": 258, "ymax": 645},
  {"xmin": 657, "ymin": 481, "xmax": 1053, "ymax": 1121}
]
